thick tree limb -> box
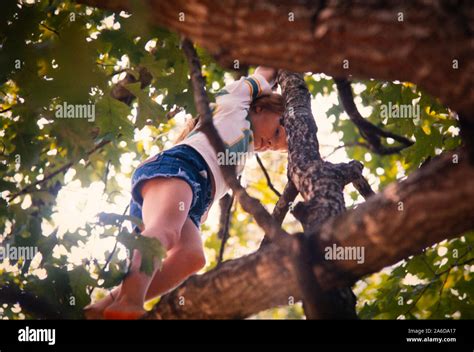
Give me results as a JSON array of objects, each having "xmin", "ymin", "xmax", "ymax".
[
  {"xmin": 147, "ymin": 148, "xmax": 474, "ymax": 319},
  {"xmin": 278, "ymin": 70, "xmax": 358, "ymax": 319},
  {"xmin": 312, "ymin": 149, "xmax": 474, "ymax": 288},
  {"xmin": 75, "ymin": 0, "xmax": 474, "ymax": 120}
]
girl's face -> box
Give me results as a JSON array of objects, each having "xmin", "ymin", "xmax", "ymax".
[{"xmin": 250, "ymin": 107, "xmax": 288, "ymax": 151}]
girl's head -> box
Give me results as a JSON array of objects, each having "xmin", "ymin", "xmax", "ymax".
[
  {"xmin": 249, "ymin": 93, "xmax": 287, "ymax": 151},
  {"xmin": 174, "ymin": 93, "xmax": 288, "ymax": 151}
]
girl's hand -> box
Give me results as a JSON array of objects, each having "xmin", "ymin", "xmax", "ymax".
[{"xmin": 255, "ymin": 66, "xmax": 278, "ymax": 87}]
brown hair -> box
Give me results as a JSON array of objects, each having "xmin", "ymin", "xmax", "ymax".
[
  {"xmin": 250, "ymin": 93, "xmax": 285, "ymax": 115},
  {"xmin": 174, "ymin": 93, "xmax": 285, "ymax": 144}
]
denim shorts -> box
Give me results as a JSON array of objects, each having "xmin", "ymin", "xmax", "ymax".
[{"xmin": 130, "ymin": 144, "xmax": 213, "ymax": 232}]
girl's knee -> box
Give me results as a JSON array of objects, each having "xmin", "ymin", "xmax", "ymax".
[{"xmin": 142, "ymin": 226, "xmax": 181, "ymax": 251}]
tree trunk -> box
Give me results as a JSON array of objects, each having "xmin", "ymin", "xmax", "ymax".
[{"xmin": 277, "ymin": 70, "xmax": 358, "ymax": 319}]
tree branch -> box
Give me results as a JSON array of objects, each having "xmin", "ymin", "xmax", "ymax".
[
  {"xmin": 278, "ymin": 70, "xmax": 358, "ymax": 319},
  {"xmin": 7, "ymin": 139, "xmax": 111, "ymax": 203},
  {"xmin": 216, "ymin": 193, "xmax": 234, "ymax": 265},
  {"xmin": 259, "ymin": 180, "xmax": 298, "ymax": 248},
  {"xmin": 255, "ymin": 154, "xmax": 281, "ymax": 197},
  {"xmin": 75, "ymin": 0, "xmax": 474, "ymax": 120},
  {"xmin": 146, "ymin": 148, "xmax": 474, "ymax": 319},
  {"xmin": 334, "ymin": 78, "xmax": 414, "ymax": 155}
]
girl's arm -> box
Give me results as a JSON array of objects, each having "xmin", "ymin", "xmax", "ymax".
[
  {"xmin": 214, "ymin": 66, "xmax": 274, "ymax": 109},
  {"xmin": 254, "ymin": 66, "xmax": 278, "ymax": 88}
]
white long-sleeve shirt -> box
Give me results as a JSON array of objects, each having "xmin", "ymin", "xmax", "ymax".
[{"xmin": 175, "ymin": 73, "xmax": 272, "ymax": 202}]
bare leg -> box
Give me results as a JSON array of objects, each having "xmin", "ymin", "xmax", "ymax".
[
  {"xmin": 145, "ymin": 217, "xmax": 205, "ymax": 300},
  {"xmin": 103, "ymin": 177, "xmax": 193, "ymax": 319},
  {"xmin": 84, "ymin": 219, "xmax": 205, "ymax": 319}
]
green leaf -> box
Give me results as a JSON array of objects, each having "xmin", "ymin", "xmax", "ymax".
[
  {"xmin": 117, "ymin": 231, "xmax": 166, "ymax": 276},
  {"xmin": 37, "ymin": 229, "xmax": 59, "ymax": 267},
  {"xmin": 405, "ymin": 255, "xmax": 435, "ymax": 280},
  {"xmin": 62, "ymin": 231, "xmax": 86, "ymax": 251},
  {"xmin": 125, "ymin": 82, "xmax": 165, "ymax": 129},
  {"xmin": 95, "ymin": 94, "xmax": 134, "ymax": 139},
  {"xmin": 139, "ymin": 55, "xmax": 168, "ymax": 80},
  {"xmin": 98, "ymin": 249, "xmax": 128, "ymax": 289},
  {"xmin": 0, "ymin": 179, "xmax": 17, "ymax": 192},
  {"xmin": 68, "ymin": 266, "xmax": 95, "ymax": 309}
]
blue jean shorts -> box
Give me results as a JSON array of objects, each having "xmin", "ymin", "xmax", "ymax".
[{"xmin": 130, "ymin": 144, "xmax": 213, "ymax": 232}]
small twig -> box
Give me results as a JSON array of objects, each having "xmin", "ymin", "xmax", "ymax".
[
  {"xmin": 217, "ymin": 193, "xmax": 235, "ymax": 265},
  {"xmin": 106, "ymin": 68, "xmax": 129, "ymax": 78},
  {"xmin": 431, "ymin": 267, "xmax": 452, "ymax": 317},
  {"xmin": 260, "ymin": 180, "xmax": 298, "ymax": 247},
  {"xmin": 420, "ymin": 251, "xmax": 436, "ymax": 276},
  {"xmin": 8, "ymin": 139, "xmax": 111, "ymax": 203},
  {"xmin": 338, "ymin": 160, "xmax": 375, "ymax": 200},
  {"xmin": 103, "ymin": 160, "xmax": 111, "ymax": 195},
  {"xmin": 40, "ymin": 23, "xmax": 60, "ymax": 37},
  {"xmin": 403, "ymin": 281, "xmax": 432, "ymax": 317},
  {"xmin": 166, "ymin": 106, "xmax": 184, "ymax": 120},
  {"xmin": 436, "ymin": 257, "xmax": 474, "ymax": 276},
  {"xmin": 324, "ymin": 141, "xmax": 367, "ymax": 158},
  {"xmin": 0, "ymin": 107, "xmax": 12, "ymax": 114},
  {"xmin": 404, "ymin": 249, "xmax": 474, "ymax": 317},
  {"xmin": 335, "ymin": 78, "xmax": 414, "ymax": 155},
  {"xmin": 88, "ymin": 203, "xmax": 130, "ymax": 299},
  {"xmin": 255, "ymin": 154, "xmax": 281, "ymax": 197},
  {"xmin": 350, "ymin": 171, "xmax": 375, "ymax": 200}
]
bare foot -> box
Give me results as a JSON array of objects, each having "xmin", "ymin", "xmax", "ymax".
[
  {"xmin": 103, "ymin": 299, "xmax": 146, "ymax": 320},
  {"xmin": 84, "ymin": 293, "xmax": 116, "ymax": 320}
]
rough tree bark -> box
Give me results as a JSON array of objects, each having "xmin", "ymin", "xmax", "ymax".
[
  {"xmin": 77, "ymin": 0, "xmax": 473, "ymax": 118},
  {"xmin": 147, "ymin": 148, "xmax": 474, "ymax": 319},
  {"xmin": 278, "ymin": 70, "xmax": 360, "ymax": 319}
]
